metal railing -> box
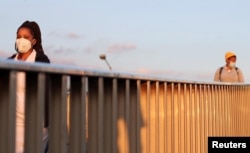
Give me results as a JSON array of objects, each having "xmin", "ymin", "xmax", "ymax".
[{"xmin": 0, "ymin": 60, "xmax": 250, "ymax": 153}]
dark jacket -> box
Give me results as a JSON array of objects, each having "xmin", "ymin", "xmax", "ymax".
[
  {"xmin": 9, "ymin": 51, "xmax": 50, "ymax": 63},
  {"xmin": 9, "ymin": 51, "xmax": 50, "ymax": 127}
]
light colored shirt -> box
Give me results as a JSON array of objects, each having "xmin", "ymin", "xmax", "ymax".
[
  {"xmin": 14, "ymin": 50, "xmax": 36, "ymax": 125},
  {"xmin": 14, "ymin": 50, "xmax": 36, "ymax": 153},
  {"xmin": 214, "ymin": 65, "xmax": 244, "ymax": 83}
]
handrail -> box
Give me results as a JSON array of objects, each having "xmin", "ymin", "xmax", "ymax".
[{"xmin": 0, "ymin": 59, "xmax": 248, "ymax": 85}]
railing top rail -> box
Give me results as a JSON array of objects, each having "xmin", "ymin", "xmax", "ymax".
[{"xmin": 0, "ymin": 59, "xmax": 248, "ymax": 86}]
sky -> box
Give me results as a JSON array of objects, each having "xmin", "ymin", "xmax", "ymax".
[{"xmin": 1, "ymin": 0, "xmax": 250, "ymax": 82}]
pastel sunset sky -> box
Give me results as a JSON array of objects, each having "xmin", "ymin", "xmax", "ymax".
[{"xmin": 1, "ymin": 0, "xmax": 250, "ymax": 82}]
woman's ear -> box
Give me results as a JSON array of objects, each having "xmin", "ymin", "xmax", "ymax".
[{"xmin": 32, "ymin": 39, "xmax": 37, "ymax": 46}]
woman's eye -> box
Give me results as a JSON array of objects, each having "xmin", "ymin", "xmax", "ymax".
[{"xmin": 16, "ymin": 35, "xmax": 30, "ymax": 40}]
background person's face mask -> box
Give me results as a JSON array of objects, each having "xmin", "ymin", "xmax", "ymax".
[
  {"xmin": 16, "ymin": 38, "xmax": 32, "ymax": 53},
  {"xmin": 229, "ymin": 62, "xmax": 236, "ymax": 68}
]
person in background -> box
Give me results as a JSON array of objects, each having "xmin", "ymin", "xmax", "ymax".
[
  {"xmin": 214, "ymin": 51, "xmax": 244, "ymax": 83},
  {"xmin": 8, "ymin": 20, "xmax": 50, "ymax": 153}
]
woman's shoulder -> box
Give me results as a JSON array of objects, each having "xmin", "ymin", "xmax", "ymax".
[
  {"xmin": 8, "ymin": 54, "xmax": 17, "ymax": 59},
  {"xmin": 35, "ymin": 51, "xmax": 50, "ymax": 63}
]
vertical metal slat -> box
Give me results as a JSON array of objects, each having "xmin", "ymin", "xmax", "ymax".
[
  {"xmin": 125, "ymin": 79, "xmax": 130, "ymax": 153},
  {"xmin": 0, "ymin": 71, "xmax": 16, "ymax": 153},
  {"xmin": 112, "ymin": 78, "xmax": 118, "ymax": 153},
  {"xmin": 155, "ymin": 81, "xmax": 159, "ymax": 153},
  {"xmin": 98, "ymin": 77, "xmax": 104, "ymax": 153},
  {"xmin": 146, "ymin": 81, "xmax": 150, "ymax": 153},
  {"xmin": 163, "ymin": 82, "xmax": 168, "ymax": 153},
  {"xmin": 69, "ymin": 76, "xmax": 87, "ymax": 153},
  {"xmin": 136, "ymin": 80, "xmax": 141, "ymax": 153},
  {"xmin": 25, "ymin": 72, "xmax": 45, "ymax": 153},
  {"xmin": 184, "ymin": 83, "xmax": 187, "ymax": 153},
  {"xmin": 49, "ymin": 74, "xmax": 68, "ymax": 153},
  {"xmin": 171, "ymin": 83, "xmax": 175, "ymax": 153},
  {"xmin": 189, "ymin": 84, "xmax": 193, "ymax": 153}
]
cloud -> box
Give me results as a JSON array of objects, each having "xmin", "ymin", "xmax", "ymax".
[
  {"xmin": 44, "ymin": 45, "xmax": 76, "ymax": 54},
  {"xmin": 0, "ymin": 49, "xmax": 11, "ymax": 58},
  {"xmin": 66, "ymin": 32, "xmax": 84, "ymax": 39},
  {"xmin": 50, "ymin": 58, "xmax": 78, "ymax": 65},
  {"xmin": 47, "ymin": 31, "xmax": 61, "ymax": 37},
  {"xmin": 81, "ymin": 42, "xmax": 137, "ymax": 55},
  {"xmin": 81, "ymin": 39, "xmax": 109, "ymax": 54},
  {"xmin": 47, "ymin": 31, "xmax": 84, "ymax": 40},
  {"xmin": 53, "ymin": 46, "xmax": 75, "ymax": 54},
  {"xmin": 82, "ymin": 46, "xmax": 94, "ymax": 54},
  {"xmin": 44, "ymin": 45, "xmax": 54, "ymax": 53},
  {"xmin": 107, "ymin": 43, "xmax": 137, "ymax": 53}
]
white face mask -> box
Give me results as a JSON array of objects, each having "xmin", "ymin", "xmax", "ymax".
[
  {"xmin": 16, "ymin": 38, "xmax": 32, "ymax": 53},
  {"xmin": 229, "ymin": 62, "xmax": 236, "ymax": 68}
]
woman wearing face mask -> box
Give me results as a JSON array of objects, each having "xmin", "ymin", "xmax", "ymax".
[
  {"xmin": 214, "ymin": 51, "xmax": 244, "ymax": 83},
  {"xmin": 8, "ymin": 20, "xmax": 50, "ymax": 153}
]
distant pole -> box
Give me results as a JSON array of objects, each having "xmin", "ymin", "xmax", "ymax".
[{"xmin": 99, "ymin": 54, "xmax": 112, "ymax": 70}]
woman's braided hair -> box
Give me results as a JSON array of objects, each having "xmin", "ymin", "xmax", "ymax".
[{"xmin": 17, "ymin": 20, "xmax": 44, "ymax": 53}]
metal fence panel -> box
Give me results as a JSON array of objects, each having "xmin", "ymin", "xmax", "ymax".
[{"xmin": 1, "ymin": 61, "xmax": 250, "ymax": 153}]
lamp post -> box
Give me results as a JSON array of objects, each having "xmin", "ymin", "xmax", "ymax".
[{"xmin": 99, "ymin": 54, "xmax": 112, "ymax": 71}]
